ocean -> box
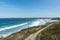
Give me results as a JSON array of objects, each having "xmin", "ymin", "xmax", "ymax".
[{"xmin": 0, "ymin": 18, "xmax": 51, "ymax": 37}]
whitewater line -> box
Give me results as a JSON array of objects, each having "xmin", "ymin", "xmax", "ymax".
[{"xmin": 0, "ymin": 23, "xmax": 28, "ymax": 31}]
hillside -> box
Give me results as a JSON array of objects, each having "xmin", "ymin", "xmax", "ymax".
[
  {"xmin": 0, "ymin": 21, "xmax": 60, "ymax": 40},
  {"xmin": 36, "ymin": 22, "xmax": 60, "ymax": 40}
]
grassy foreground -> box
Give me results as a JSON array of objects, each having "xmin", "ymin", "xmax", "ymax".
[{"xmin": 0, "ymin": 22, "xmax": 60, "ymax": 40}]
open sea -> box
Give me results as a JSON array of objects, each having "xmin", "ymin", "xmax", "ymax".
[{"xmin": 0, "ymin": 18, "xmax": 51, "ymax": 37}]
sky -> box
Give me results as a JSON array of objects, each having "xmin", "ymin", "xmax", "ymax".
[{"xmin": 0, "ymin": 0, "xmax": 60, "ymax": 18}]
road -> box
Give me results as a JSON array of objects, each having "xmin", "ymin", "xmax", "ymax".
[{"xmin": 25, "ymin": 23, "xmax": 53, "ymax": 40}]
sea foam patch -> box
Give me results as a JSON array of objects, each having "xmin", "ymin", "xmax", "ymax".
[{"xmin": 29, "ymin": 19, "xmax": 47, "ymax": 27}]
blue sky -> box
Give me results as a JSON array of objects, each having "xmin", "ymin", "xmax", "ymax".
[{"xmin": 0, "ymin": 0, "xmax": 60, "ymax": 18}]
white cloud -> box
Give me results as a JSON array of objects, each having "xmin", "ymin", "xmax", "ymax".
[{"xmin": 0, "ymin": 1, "xmax": 6, "ymax": 6}]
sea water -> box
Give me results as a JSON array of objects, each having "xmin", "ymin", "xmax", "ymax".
[{"xmin": 0, "ymin": 18, "xmax": 51, "ymax": 37}]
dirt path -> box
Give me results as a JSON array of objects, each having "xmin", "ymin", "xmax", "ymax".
[{"xmin": 25, "ymin": 23, "xmax": 53, "ymax": 40}]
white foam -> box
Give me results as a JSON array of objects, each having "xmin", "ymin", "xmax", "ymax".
[
  {"xmin": 29, "ymin": 21, "xmax": 40, "ymax": 27},
  {"xmin": 29, "ymin": 19, "xmax": 46, "ymax": 27},
  {"xmin": 0, "ymin": 23, "xmax": 28, "ymax": 31}
]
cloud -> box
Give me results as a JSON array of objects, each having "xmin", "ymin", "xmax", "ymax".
[
  {"xmin": 0, "ymin": 1, "xmax": 6, "ymax": 6},
  {"xmin": 0, "ymin": 1, "xmax": 5, "ymax": 4},
  {"xmin": 0, "ymin": 1, "xmax": 15, "ymax": 8},
  {"xmin": 0, "ymin": 23, "xmax": 28, "ymax": 31}
]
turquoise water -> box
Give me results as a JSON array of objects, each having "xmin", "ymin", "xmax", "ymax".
[
  {"xmin": 0, "ymin": 18, "xmax": 51, "ymax": 37},
  {"xmin": 0, "ymin": 18, "xmax": 35, "ymax": 28},
  {"xmin": 0, "ymin": 18, "xmax": 37, "ymax": 37}
]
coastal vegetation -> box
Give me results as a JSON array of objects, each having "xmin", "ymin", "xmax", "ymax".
[{"xmin": 0, "ymin": 20, "xmax": 60, "ymax": 40}]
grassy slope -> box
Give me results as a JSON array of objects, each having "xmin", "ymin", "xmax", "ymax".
[
  {"xmin": 4, "ymin": 24, "xmax": 48, "ymax": 40},
  {"xmin": 37, "ymin": 22, "xmax": 60, "ymax": 40}
]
